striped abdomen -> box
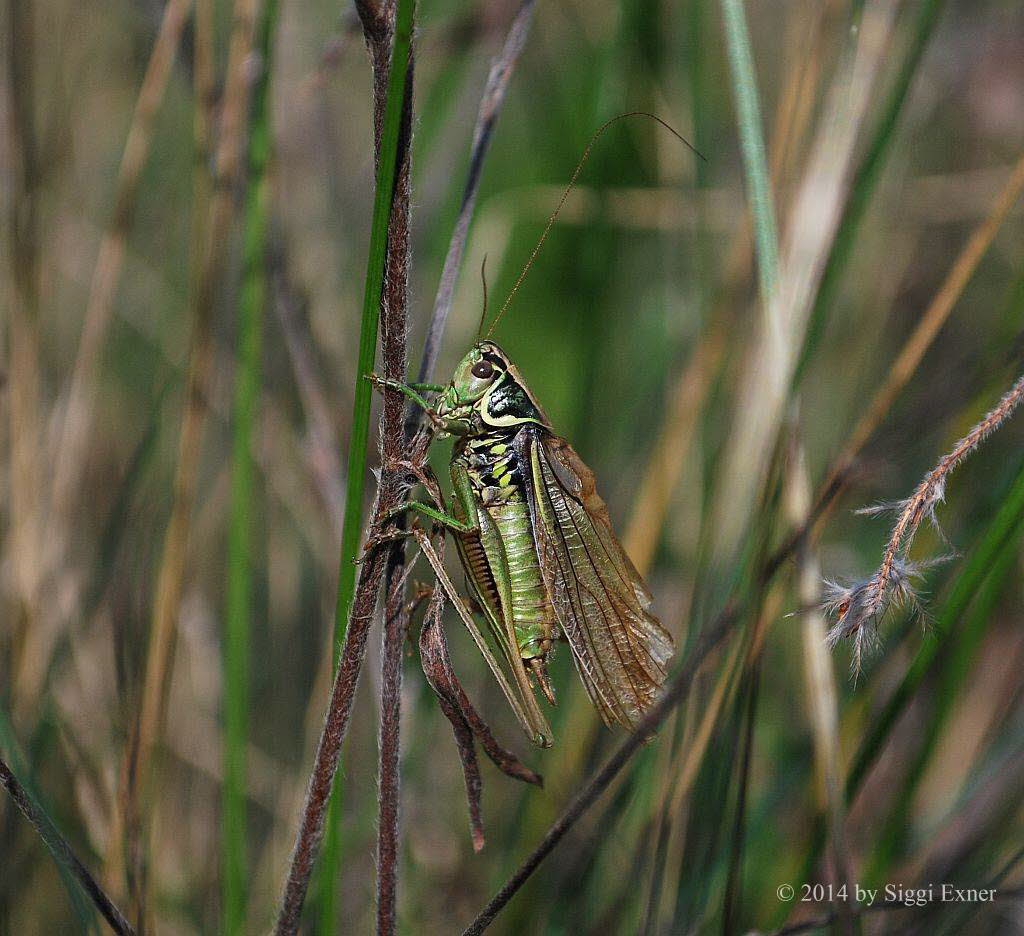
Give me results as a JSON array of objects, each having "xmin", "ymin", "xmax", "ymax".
[{"xmin": 485, "ymin": 496, "xmax": 555, "ymax": 661}]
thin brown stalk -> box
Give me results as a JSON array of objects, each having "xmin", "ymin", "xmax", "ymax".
[
  {"xmin": 50, "ymin": 0, "xmax": 193, "ymax": 523},
  {"xmin": 768, "ymin": 152, "xmax": 1024, "ymax": 585},
  {"xmin": 415, "ymin": 0, "xmax": 536, "ymax": 389},
  {"xmin": 274, "ymin": 0, "xmax": 415, "ymax": 929},
  {"xmin": 461, "ymin": 609, "xmax": 735, "ymax": 936},
  {"xmin": 822, "ymin": 149, "xmax": 1024, "ymax": 502},
  {"xmin": 826, "ymin": 370, "xmax": 1024, "ymax": 666},
  {"xmin": 128, "ymin": 0, "xmax": 256, "ymax": 922},
  {"xmin": 275, "ymin": 549, "xmax": 391, "ymax": 934},
  {"xmin": 714, "ymin": 0, "xmax": 900, "ymax": 562},
  {"xmin": 368, "ymin": 4, "xmax": 414, "ymax": 931},
  {"xmin": 0, "ymin": 754, "xmax": 135, "ymax": 936},
  {"xmin": 623, "ymin": 0, "xmax": 827, "ymax": 581},
  {"xmin": 377, "ymin": 551, "xmax": 410, "ymax": 935}
]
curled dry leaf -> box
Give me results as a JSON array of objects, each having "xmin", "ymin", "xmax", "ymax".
[{"xmin": 418, "ymin": 587, "xmax": 542, "ymax": 851}]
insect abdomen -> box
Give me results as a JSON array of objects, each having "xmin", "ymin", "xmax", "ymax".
[{"xmin": 485, "ymin": 498, "xmax": 554, "ymax": 661}]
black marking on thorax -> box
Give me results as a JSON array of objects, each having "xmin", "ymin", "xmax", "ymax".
[
  {"xmin": 457, "ymin": 430, "xmax": 524, "ymax": 491},
  {"xmin": 484, "ymin": 374, "xmax": 542, "ymax": 424}
]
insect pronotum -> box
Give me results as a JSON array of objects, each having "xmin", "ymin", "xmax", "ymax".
[{"xmin": 372, "ymin": 114, "xmax": 697, "ymax": 747}]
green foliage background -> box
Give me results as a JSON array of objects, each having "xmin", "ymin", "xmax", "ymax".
[{"xmin": 2, "ymin": 0, "xmax": 1023, "ymax": 933}]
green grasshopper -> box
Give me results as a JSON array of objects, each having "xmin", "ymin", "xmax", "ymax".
[
  {"xmin": 373, "ymin": 341, "xmax": 675, "ymax": 747},
  {"xmin": 371, "ymin": 113, "xmax": 690, "ymax": 747}
]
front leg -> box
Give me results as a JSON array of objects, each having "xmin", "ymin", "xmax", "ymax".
[
  {"xmin": 378, "ymin": 500, "xmax": 475, "ymax": 535},
  {"xmin": 367, "ymin": 373, "xmax": 446, "ymax": 429},
  {"xmin": 362, "ymin": 496, "xmax": 478, "ymax": 558}
]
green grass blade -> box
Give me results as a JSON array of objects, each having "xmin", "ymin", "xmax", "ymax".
[
  {"xmin": 223, "ymin": 0, "xmax": 276, "ymax": 930},
  {"xmin": 719, "ymin": 0, "xmax": 780, "ymax": 302},
  {"xmin": 333, "ymin": 0, "xmax": 415, "ymax": 671},
  {"xmin": 318, "ymin": 0, "xmax": 416, "ymax": 929}
]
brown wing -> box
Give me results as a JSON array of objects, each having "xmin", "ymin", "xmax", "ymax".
[{"xmin": 515, "ymin": 427, "xmax": 675, "ymax": 730}]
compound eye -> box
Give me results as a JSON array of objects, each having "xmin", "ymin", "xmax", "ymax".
[{"xmin": 471, "ymin": 359, "xmax": 494, "ymax": 379}]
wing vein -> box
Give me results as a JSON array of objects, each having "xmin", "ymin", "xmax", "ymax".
[{"xmin": 517, "ymin": 427, "xmax": 674, "ymax": 730}]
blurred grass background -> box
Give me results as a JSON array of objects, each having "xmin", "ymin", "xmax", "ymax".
[{"xmin": 2, "ymin": 0, "xmax": 1024, "ymax": 933}]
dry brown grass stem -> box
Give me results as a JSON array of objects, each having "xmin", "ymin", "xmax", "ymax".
[
  {"xmin": 275, "ymin": 551, "xmax": 392, "ymax": 933},
  {"xmin": 377, "ymin": 550, "xmax": 411, "ymax": 935},
  {"xmin": 825, "ymin": 149, "xmax": 1024, "ymax": 495},
  {"xmin": 274, "ymin": 1, "xmax": 414, "ymax": 929},
  {"xmin": 269, "ymin": 243, "xmax": 346, "ymax": 533},
  {"xmin": 785, "ymin": 428, "xmax": 852, "ymax": 917},
  {"xmin": 11, "ymin": 0, "xmax": 193, "ymax": 800},
  {"xmin": 713, "ymin": 0, "xmax": 898, "ymax": 562},
  {"xmin": 622, "ymin": 1, "xmax": 827, "ymax": 574},
  {"xmin": 826, "ymin": 370, "xmax": 1024, "ymax": 667},
  {"xmin": 364, "ymin": 7, "xmax": 415, "ymax": 933},
  {"xmin": 122, "ymin": 0, "xmax": 255, "ymax": 920},
  {"xmin": 50, "ymin": 0, "xmax": 193, "ymax": 524},
  {"xmin": 770, "ymin": 152, "xmax": 1024, "ymax": 581},
  {"xmin": 461, "ymin": 610, "xmax": 735, "ymax": 935},
  {"xmin": 135, "ymin": 0, "xmax": 255, "ymax": 781}
]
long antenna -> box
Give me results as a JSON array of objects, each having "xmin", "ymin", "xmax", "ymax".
[
  {"xmin": 485, "ymin": 111, "xmax": 704, "ymax": 338},
  {"xmin": 476, "ymin": 254, "xmax": 489, "ymax": 340}
]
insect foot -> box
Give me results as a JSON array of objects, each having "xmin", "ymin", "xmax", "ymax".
[{"xmin": 359, "ymin": 524, "xmax": 415, "ymax": 560}]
